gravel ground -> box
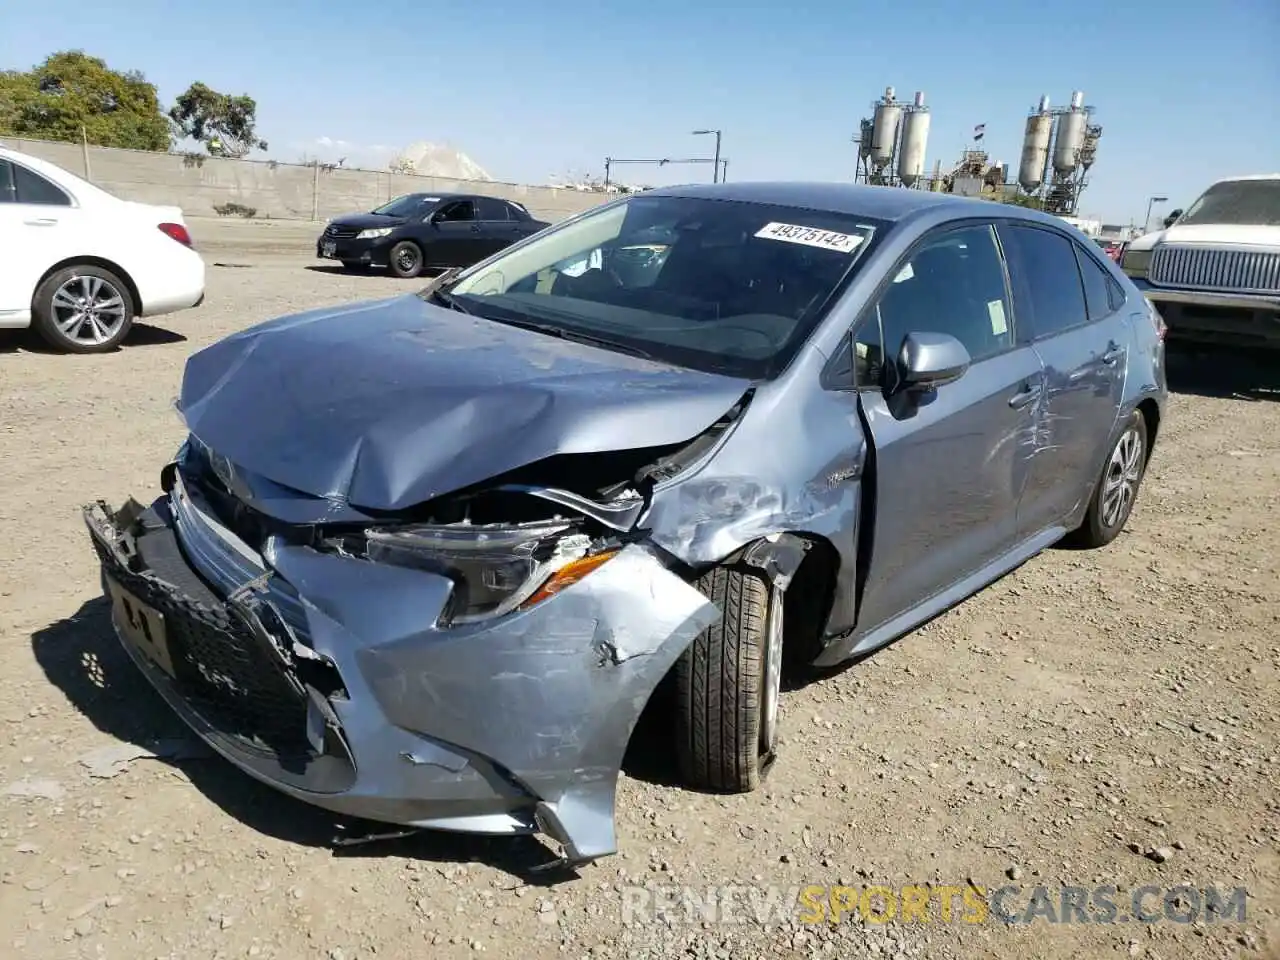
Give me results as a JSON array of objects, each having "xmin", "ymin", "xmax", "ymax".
[{"xmin": 1, "ymin": 233, "xmax": 1278, "ymax": 960}]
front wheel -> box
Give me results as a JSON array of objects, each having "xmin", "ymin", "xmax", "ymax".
[
  {"xmin": 674, "ymin": 564, "xmax": 782, "ymax": 792},
  {"xmin": 1073, "ymin": 409, "xmax": 1149, "ymax": 547},
  {"xmin": 387, "ymin": 241, "xmax": 423, "ymax": 278},
  {"xmin": 32, "ymin": 265, "xmax": 135, "ymax": 354}
]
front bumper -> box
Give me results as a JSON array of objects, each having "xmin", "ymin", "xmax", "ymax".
[
  {"xmin": 316, "ymin": 235, "xmax": 395, "ymax": 266},
  {"xmin": 1136, "ymin": 280, "xmax": 1280, "ymax": 349},
  {"xmin": 82, "ymin": 485, "xmax": 716, "ymax": 863}
]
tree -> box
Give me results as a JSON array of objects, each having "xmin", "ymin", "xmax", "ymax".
[
  {"xmin": 168, "ymin": 83, "xmax": 268, "ymax": 158},
  {"xmin": 0, "ymin": 51, "xmax": 171, "ymax": 150}
]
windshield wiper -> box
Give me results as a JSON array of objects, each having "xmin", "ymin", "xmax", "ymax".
[
  {"xmin": 417, "ymin": 268, "xmax": 469, "ymax": 313},
  {"xmin": 492, "ymin": 316, "xmax": 657, "ymax": 361}
]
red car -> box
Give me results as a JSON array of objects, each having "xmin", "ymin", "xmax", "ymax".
[{"xmin": 1094, "ymin": 238, "xmax": 1126, "ymax": 263}]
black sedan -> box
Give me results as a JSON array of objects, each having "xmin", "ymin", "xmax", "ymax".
[{"xmin": 317, "ymin": 192, "xmax": 550, "ymax": 277}]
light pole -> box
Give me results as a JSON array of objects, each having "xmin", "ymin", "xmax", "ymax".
[
  {"xmin": 1144, "ymin": 195, "xmax": 1168, "ymax": 232},
  {"xmin": 692, "ymin": 129, "xmax": 722, "ymax": 183}
]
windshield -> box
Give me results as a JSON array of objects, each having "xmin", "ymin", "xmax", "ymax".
[
  {"xmin": 372, "ymin": 194, "xmax": 435, "ymax": 218},
  {"xmin": 444, "ymin": 194, "xmax": 882, "ymax": 379},
  {"xmin": 1177, "ymin": 180, "xmax": 1280, "ymax": 227}
]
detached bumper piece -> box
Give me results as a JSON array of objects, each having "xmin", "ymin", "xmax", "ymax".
[{"xmin": 83, "ymin": 498, "xmax": 357, "ymax": 793}]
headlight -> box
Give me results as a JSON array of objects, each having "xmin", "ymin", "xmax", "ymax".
[
  {"xmin": 1121, "ymin": 248, "xmax": 1152, "ymax": 279},
  {"xmin": 351, "ymin": 520, "xmax": 617, "ymax": 624},
  {"xmin": 356, "ymin": 227, "xmax": 394, "ymax": 240}
]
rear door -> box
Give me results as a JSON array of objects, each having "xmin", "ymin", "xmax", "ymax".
[
  {"xmin": 425, "ymin": 198, "xmax": 481, "ymax": 267},
  {"xmin": 998, "ymin": 223, "xmax": 1128, "ymax": 538},
  {"xmin": 0, "ymin": 158, "xmax": 79, "ymax": 320},
  {"xmin": 850, "ymin": 222, "xmax": 1044, "ymax": 635},
  {"xmin": 474, "ymin": 197, "xmax": 520, "ymax": 257}
]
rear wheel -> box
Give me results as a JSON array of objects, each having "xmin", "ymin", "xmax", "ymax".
[
  {"xmin": 675, "ymin": 563, "xmax": 781, "ymax": 792},
  {"xmin": 32, "ymin": 265, "xmax": 135, "ymax": 354},
  {"xmin": 1073, "ymin": 409, "xmax": 1149, "ymax": 547},
  {"xmin": 387, "ymin": 241, "xmax": 423, "ymax": 278}
]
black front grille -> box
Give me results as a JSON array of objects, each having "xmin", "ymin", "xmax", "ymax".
[
  {"xmin": 324, "ymin": 225, "xmax": 359, "ymax": 239},
  {"xmin": 92, "ymin": 526, "xmax": 315, "ymax": 760}
]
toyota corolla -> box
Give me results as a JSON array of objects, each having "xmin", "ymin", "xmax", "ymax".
[{"xmin": 84, "ymin": 183, "xmax": 1166, "ymax": 866}]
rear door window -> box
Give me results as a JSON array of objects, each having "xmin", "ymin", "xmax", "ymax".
[
  {"xmin": 1000, "ymin": 224, "xmax": 1089, "ymax": 340},
  {"xmin": 476, "ymin": 197, "xmax": 511, "ymax": 221}
]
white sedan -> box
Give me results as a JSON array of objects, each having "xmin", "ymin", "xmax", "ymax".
[{"xmin": 0, "ymin": 145, "xmax": 206, "ymax": 353}]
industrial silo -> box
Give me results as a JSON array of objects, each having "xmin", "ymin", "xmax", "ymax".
[
  {"xmin": 1018, "ymin": 95, "xmax": 1053, "ymax": 192},
  {"xmin": 897, "ymin": 91, "xmax": 931, "ymax": 187},
  {"xmin": 1052, "ymin": 90, "xmax": 1088, "ymax": 174},
  {"xmin": 869, "ymin": 87, "xmax": 902, "ymax": 166}
]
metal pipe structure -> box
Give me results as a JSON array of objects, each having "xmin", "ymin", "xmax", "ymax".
[
  {"xmin": 603, "ymin": 157, "xmax": 726, "ymax": 189},
  {"xmin": 691, "ymin": 130, "xmax": 723, "ymax": 183}
]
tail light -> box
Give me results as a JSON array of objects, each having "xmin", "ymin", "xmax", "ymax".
[{"xmin": 158, "ymin": 222, "xmax": 194, "ymax": 247}]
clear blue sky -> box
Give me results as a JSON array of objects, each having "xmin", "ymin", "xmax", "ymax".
[{"xmin": 4, "ymin": 0, "xmax": 1277, "ymax": 225}]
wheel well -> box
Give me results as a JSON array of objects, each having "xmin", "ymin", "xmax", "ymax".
[
  {"xmin": 1137, "ymin": 398, "xmax": 1160, "ymax": 463},
  {"xmin": 34, "ymin": 257, "xmax": 142, "ymax": 316},
  {"xmin": 779, "ymin": 534, "xmax": 840, "ymax": 670}
]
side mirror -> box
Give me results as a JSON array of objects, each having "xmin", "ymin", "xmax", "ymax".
[
  {"xmin": 1162, "ymin": 210, "xmax": 1182, "ymax": 229},
  {"xmin": 898, "ymin": 332, "xmax": 970, "ymax": 390}
]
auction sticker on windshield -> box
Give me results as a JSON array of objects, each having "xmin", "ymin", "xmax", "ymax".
[{"xmin": 755, "ymin": 222, "xmax": 865, "ymax": 253}]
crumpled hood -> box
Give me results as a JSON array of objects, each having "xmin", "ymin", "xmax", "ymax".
[{"xmin": 177, "ymin": 295, "xmax": 751, "ymax": 511}]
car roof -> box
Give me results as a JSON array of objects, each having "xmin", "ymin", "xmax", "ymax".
[
  {"xmin": 409, "ymin": 191, "xmax": 509, "ymax": 202},
  {"xmin": 1207, "ymin": 174, "xmax": 1280, "ymax": 184},
  {"xmin": 644, "ymin": 181, "xmax": 1062, "ymax": 226}
]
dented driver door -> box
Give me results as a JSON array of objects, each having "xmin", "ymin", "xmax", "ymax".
[{"xmin": 847, "ymin": 222, "xmax": 1043, "ymax": 638}]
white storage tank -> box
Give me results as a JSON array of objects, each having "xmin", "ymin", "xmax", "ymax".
[
  {"xmin": 869, "ymin": 87, "xmax": 902, "ymax": 166},
  {"xmin": 897, "ymin": 92, "xmax": 930, "ymax": 187},
  {"xmin": 1053, "ymin": 92, "xmax": 1088, "ymax": 174},
  {"xmin": 1019, "ymin": 102, "xmax": 1053, "ymax": 192}
]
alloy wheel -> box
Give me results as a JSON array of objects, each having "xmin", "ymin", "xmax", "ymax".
[
  {"xmin": 1101, "ymin": 425, "xmax": 1144, "ymax": 529},
  {"xmin": 52, "ymin": 275, "xmax": 127, "ymax": 346}
]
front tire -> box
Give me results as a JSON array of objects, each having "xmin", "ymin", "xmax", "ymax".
[
  {"xmin": 1073, "ymin": 409, "xmax": 1149, "ymax": 547},
  {"xmin": 32, "ymin": 265, "xmax": 135, "ymax": 354},
  {"xmin": 387, "ymin": 241, "xmax": 423, "ymax": 278},
  {"xmin": 675, "ymin": 564, "xmax": 781, "ymax": 792}
]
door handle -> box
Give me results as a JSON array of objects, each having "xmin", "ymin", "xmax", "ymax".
[
  {"xmin": 1008, "ymin": 383, "xmax": 1042, "ymax": 409},
  {"xmin": 1101, "ymin": 343, "xmax": 1124, "ymax": 365},
  {"xmin": 24, "ymin": 218, "xmax": 58, "ymax": 227},
  {"xmin": 469, "ymin": 224, "xmax": 481, "ymax": 232}
]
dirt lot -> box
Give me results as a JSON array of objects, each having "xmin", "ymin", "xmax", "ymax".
[{"xmin": 1, "ymin": 228, "xmax": 1278, "ymax": 960}]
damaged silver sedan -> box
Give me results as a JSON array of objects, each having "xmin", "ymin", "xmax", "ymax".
[{"xmin": 84, "ymin": 183, "xmax": 1167, "ymax": 865}]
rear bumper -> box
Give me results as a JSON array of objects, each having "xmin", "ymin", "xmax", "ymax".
[
  {"xmin": 140, "ymin": 249, "xmax": 206, "ymax": 317},
  {"xmin": 82, "ymin": 483, "xmax": 715, "ymax": 863},
  {"xmin": 1138, "ymin": 281, "xmax": 1280, "ymax": 349}
]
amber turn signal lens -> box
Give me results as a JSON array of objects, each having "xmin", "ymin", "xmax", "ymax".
[{"xmin": 521, "ymin": 550, "xmax": 619, "ymax": 609}]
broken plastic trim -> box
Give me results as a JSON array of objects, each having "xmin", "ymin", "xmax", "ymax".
[
  {"xmin": 635, "ymin": 388, "xmax": 754, "ymax": 489},
  {"xmin": 495, "ymin": 484, "xmax": 645, "ymax": 532}
]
